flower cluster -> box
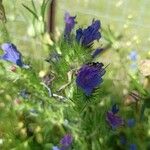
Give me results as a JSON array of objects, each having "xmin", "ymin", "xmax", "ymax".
[
  {"xmin": 107, "ymin": 104, "xmax": 137, "ymax": 148},
  {"xmin": 64, "ymin": 13, "xmax": 101, "ymax": 48},
  {"xmin": 53, "ymin": 134, "xmax": 73, "ymax": 150},
  {"xmin": 76, "ymin": 20, "xmax": 101, "ymax": 47},
  {"xmin": 106, "ymin": 104, "xmax": 124, "ymax": 129},
  {"xmin": 64, "ymin": 13, "xmax": 105, "ymax": 96},
  {"xmin": 76, "ymin": 62, "xmax": 105, "ymax": 96}
]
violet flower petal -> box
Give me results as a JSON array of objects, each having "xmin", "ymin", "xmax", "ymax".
[
  {"xmin": 129, "ymin": 144, "xmax": 137, "ymax": 150},
  {"xmin": 91, "ymin": 48, "xmax": 103, "ymax": 58},
  {"xmin": 76, "ymin": 62, "xmax": 105, "ymax": 96},
  {"xmin": 106, "ymin": 111, "xmax": 124, "ymax": 129},
  {"xmin": 0, "ymin": 43, "xmax": 23, "ymax": 67},
  {"xmin": 111, "ymin": 104, "xmax": 119, "ymax": 114},
  {"xmin": 64, "ymin": 12, "xmax": 76, "ymax": 40},
  {"xmin": 76, "ymin": 20, "xmax": 101, "ymax": 47},
  {"xmin": 127, "ymin": 118, "xmax": 136, "ymax": 128},
  {"xmin": 60, "ymin": 134, "xmax": 73, "ymax": 147}
]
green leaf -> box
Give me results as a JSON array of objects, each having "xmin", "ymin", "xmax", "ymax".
[
  {"xmin": 129, "ymin": 74, "xmax": 148, "ymax": 96},
  {"xmin": 22, "ymin": 4, "xmax": 38, "ymax": 20},
  {"xmin": 41, "ymin": 0, "xmax": 50, "ymax": 21}
]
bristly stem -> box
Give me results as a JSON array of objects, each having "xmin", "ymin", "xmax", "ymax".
[{"xmin": 80, "ymin": 101, "xmax": 88, "ymax": 113}]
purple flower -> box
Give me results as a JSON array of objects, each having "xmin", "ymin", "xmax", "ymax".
[
  {"xmin": 111, "ymin": 104, "xmax": 119, "ymax": 114},
  {"xmin": 60, "ymin": 134, "xmax": 72, "ymax": 147},
  {"xmin": 91, "ymin": 48, "xmax": 103, "ymax": 58},
  {"xmin": 76, "ymin": 62, "xmax": 105, "ymax": 96},
  {"xmin": 127, "ymin": 118, "xmax": 136, "ymax": 128},
  {"xmin": 60, "ymin": 134, "xmax": 73, "ymax": 150},
  {"xmin": 76, "ymin": 20, "xmax": 101, "ymax": 47},
  {"xmin": 64, "ymin": 12, "xmax": 76, "ymax": 40},
  {"xmin": 0, "ymin": 43, "xmax": 23, "ymax": 67},
  {"xmin": 53, "ymin": 134, "xmax": 73, "ymax": 150},
  {"xmin": 106, "ymin": 111, "xmax": 124, "ymax": 129},
  {"xmin": 129, "ymin": 144, "xmax": 137, "ymax": 150}
]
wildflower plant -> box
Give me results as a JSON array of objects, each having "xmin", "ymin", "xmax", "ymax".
[{"xmin": 0, "ymin": 2, "xmax": 150, "ymax": 150}]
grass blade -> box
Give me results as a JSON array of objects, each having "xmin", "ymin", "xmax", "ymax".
[
  {"xmin": 41, "ymin": 0, "xmax": 50, "ymax": 20},
  {"xmin": 31, "ymin": 0, "xmax": 37, "ymax": 14},
  {"xmin": 22, "ymin": 4, "xmax": 38, "ymax": 20}
]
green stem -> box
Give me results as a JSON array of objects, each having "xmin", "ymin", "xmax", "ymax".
[
  {"xmin": 140, "ymin": 103, "xmax": 145, "ymax": 121},
  {"xmin": 86, "ymin": 136, "xmax": 92, "ymax": 150}
]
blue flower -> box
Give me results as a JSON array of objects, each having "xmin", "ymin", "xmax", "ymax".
[
  {"xmin": 64, "ymin": 12, "xmax": 76, "ymax": 40},
  {"xmin": 130, "ymin": 63, "xmax": 137, "ymax": 71},
  {"xmin": 52, "ymin": 146, "xmax": 60, "ymax": 150},
  {"xmin": 0, "ymin": 43, "xmax": 23, "ymax": 67},
  {"xmin": 20, "ymin": 89, "xmax": 30, "ymax": 99},
  {"xmin": 76, "ymin": 20, "xmax": 101, "ymax": 47},
  {"xmin": 127, "ymin": 118, "xmax": 136, "ymax": 128},
  {"xmin": 111, "ymin": 104, "xmax": 119, "ymax": 114},
  {"xmin": 129, "ymin": 144, "xmax": 137, "ymax": 150},
  {"xmin": 129, "ymin": 50, "xmax": 137, "ymax": 61},
  {"xmin": 120, "ymin": 136, "xmax": 127, "ymax": 145},
  {"xmin": 106, "ymin": 111, "xmax": 124, "ymax": 129},
  {"xmin": 76, "ymin": 62, "xmax": 105, "ymax": 96},
  {"xmin": 91, "ymin": 48, "xmax": 103, "ymax": 58}
]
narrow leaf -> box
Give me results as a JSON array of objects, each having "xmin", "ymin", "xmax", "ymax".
[
  {"xmin": 41, "ymin": 0, "xmax": 50, "ymax": 20},
  {"xmin": 31, "ymin": 0, "xmax": 37, "ymax": 14},
  {"xmin": 22, "ymin": 4, "xmax": 38, "ymax": 20}
]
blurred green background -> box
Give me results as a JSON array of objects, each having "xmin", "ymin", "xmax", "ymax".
[{"xmin": 3, "ymin": 0, "xmax": 150, "ymax": 52}]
